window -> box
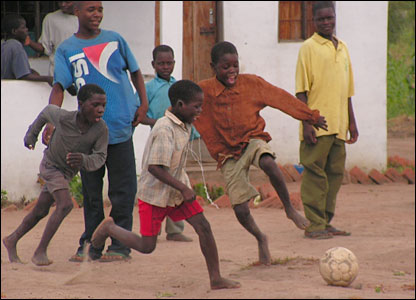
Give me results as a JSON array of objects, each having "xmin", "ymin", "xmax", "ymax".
[
  {"xmin": 278, "ymin": 1, "xmax": 315, "ymax": 42},
  {"xmin": 1, "ymin": 1, "xmax": 58, "ymax": 56}
]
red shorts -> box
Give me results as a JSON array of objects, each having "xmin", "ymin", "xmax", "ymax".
[{"xmin": 138, "ymin": 199, "xmax": 204, "ymax": 236}]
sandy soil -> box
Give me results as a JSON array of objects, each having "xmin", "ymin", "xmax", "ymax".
[{"xmin": 1, "ymin": 128, "xmax": 415, "ymax": 299}]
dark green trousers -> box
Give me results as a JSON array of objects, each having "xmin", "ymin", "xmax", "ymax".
[{"xmin": 300, "ymin": 135, "xmax": 346, "ymax": 232}]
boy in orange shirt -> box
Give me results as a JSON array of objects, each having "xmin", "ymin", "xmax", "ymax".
[{"xmin": 193, "ymin": 41, "xmax": 327, "ymax": 265}]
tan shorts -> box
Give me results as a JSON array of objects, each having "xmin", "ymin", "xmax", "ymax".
[
  {"xmin": 220, "ymin": 139, "xmax": 276, "ymax": 206},
  {"xmin": 40, "ymin": 158, "xmax": 70, "ymax": 194}
]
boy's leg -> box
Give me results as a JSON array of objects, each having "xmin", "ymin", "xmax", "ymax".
[
  {"xmin": 32, "ymin": 188, "xmax": 73, "ymax": 265},
  {"xmin": 233, "ymin": 202, "xmax": 271, "ymax": 265},
  {"xmin": 92, "ymin": 217, "xmax": 157, "ymax": 254},
  {"xmin": 324, "ymin": 138, "xmax": 349, "ymax": 234},
  {"xmin": 300, "ymin": 136, "xmax": 334, "ymax": 234},
  {"xmin": 186, "ymin": 213, "xmax": 240, "ymax": 289},
  {"xmin": 165, "ymin": 218, "xmax": 192, "ymax": 242},
  {"xmin": 104, "ymin": 138, "xmax": 137, "ymax": 257},
  {"xmin": 76, "ymin": 165, "xmax": 106, "ymax": 260},
  {"xmin": 3, "ymin": 190, "xmax": 54, "ymax": 263},
  {"xmin": 258, "ymin": 154, "xmax": 309, "ymax": 230},
  {"xmin": 220, "ymin": 145, "xmax": 271, "ymax": 265}
]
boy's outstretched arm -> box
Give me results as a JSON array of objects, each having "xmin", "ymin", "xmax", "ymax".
[
  {"xmin": 148, "ymin": 165, "xmax": 196, "ymax": 202},
  {"xmin": 296, "ymin": 92, "xmax": 327, "ymax": 144}
]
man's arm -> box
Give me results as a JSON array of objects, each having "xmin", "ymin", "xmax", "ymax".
[
  {"xmin": 346, "ymin": 97, "xmax": 359, "ymax": 144},
  {"xmin": 296, "ymin": 92, "xmax": 319, "ymax": 145},
  {"xmin": 20, "ymin": 72, "xmax": 53, "ymax": 86},
  {"xmin": 130, "ymin": 69, "xmax": 149, "ymax": 126},
  {"xmin": 148, "ymin": 165, "xmax": 196, "ymax": 202},
  {"xmin": 41, "ymin": 83, "xmax": 65, "ymax": 145}
]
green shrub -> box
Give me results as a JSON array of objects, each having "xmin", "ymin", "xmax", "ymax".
[
  {"xmin": 193, "ymin": 183, "xmax": 224, "ymax": 204},
  {"xmin": 69, "ymin": 174, "xmax": 83, "ymax": 207},
  {"xmin": 1, "ymin": 189, "xmax": 9, "ymax": 208}
]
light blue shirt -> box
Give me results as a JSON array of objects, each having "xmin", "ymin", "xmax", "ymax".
[{"xmin": 145, "ymin": 75, "xmax": 200, "ymax": 140}]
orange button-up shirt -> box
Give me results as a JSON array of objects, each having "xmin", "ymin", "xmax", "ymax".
[{"xmin": 194, "ymin": 74, "xmax": 321, "ymax": 168}]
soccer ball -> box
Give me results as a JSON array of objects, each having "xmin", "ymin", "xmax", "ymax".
[{"xmin": 319, "ymin": 247, "xmax": 359, "ymax": 287}]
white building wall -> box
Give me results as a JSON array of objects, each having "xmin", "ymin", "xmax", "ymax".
[
  {"xmin": 222, "ymin": 1, "xmax": 388, "ymax": 171},
  {"xmin": 1, "ymin": 1, "xmax": 388, "ymax": 202}
]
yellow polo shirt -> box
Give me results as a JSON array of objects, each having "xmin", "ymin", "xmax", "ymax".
[{"xmin": 296, "ymin": 32, "xmax": 354, "ymax": 141}]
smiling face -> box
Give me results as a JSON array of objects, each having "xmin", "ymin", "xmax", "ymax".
[
  {"xmin": 313, "ymin": 7, "xmax": 336, "ymax": 39},
  {"xmin": 211, "ymin": 53, "xmax": 239, "ymax": 88},
  {"xmin": 74, "ymin": 1, "xmax": 103, "ymax": 34},
  {"xmin": 152, "ymin": 51, "xmax": 175, "ymax": 81},
  {"xmin": 79, "ymin": 93, "xmax": 106, "ymax": 124},
  {"xmin": 174, "ymin": 92, "xmax": 204, "ymax": 124}
]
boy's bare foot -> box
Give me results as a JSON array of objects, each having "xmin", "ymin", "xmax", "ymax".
[
  {"xmin": 258, "ymin": 234, "xmax": 271, "ymax": 265},
  {"xmin": 31, "ymin": 253, "xmax": 53, "ymax": 266},
  {"xmin": 3, "ymin": 236, "xmax": 23, "ymax": 263},
  {"xmin": 91, "ymin": 217, "xmax": 114, "ymax": 248},
  {"xmin": 211, "ymin": 277, "xmax": 241, "ymax": 290},
  {"xmin": 285, "ymin": 207, "xmax": 309, "ymax": 230}
]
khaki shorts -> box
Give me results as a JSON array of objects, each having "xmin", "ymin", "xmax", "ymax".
[
  {"xmin": 40, "ymin": 158, "xmax": 70, "ymax": 194},
  {"xmin": 220, "ymin": 139, "xmax": 276, "ymax": 206}
]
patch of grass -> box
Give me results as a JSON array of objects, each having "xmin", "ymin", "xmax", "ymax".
[
  {"xmin": 193, "ymin": 183, "xmax": 224, "ymax": 203},
  {"xmin": 1, "ymin": 189, "xmax": 10, "ymax": 208},
  {"xmin": 387, "ymin": 1, "xmax": 415, "ymax": 119}
]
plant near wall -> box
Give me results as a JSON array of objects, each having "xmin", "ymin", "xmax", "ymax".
[{"xmin": 69, "ymin": 174, "xmax": 83, "ymax": 207}]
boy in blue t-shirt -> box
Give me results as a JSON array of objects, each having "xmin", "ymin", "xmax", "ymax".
[
  {"xmin": 45, "ymin": 1, "xmax": 149, "ymax": 262},
  {"xmin": 142, "ymin": 45, "xmax": 199, "ymax": 242}
]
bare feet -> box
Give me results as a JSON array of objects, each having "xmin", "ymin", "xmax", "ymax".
[
  {"xmin": 91, "ymin": 217, "xmax": 114, "ymax": 248},
  {"xmin": 211, "ymin": 277, "xmax": 241, "ymax": 290},
  {"xmin": 3, "ymin": 236, "xmax": 23, "ymax": 263},
  {"xmin": 31, "ymin": 253, "xmax": 53, "ymax": 266},
  {"xmin": 258, "ymin": 234, "xmax": 271, "ymax": 265},
  {"xmin": 285, "ymin": 207, "xmax": 309, "ymax": 230}
]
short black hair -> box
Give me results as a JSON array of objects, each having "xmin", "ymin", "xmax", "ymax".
[
  {"xmin": 77, "ymin": 84, "xmax": 106, "ymax": 103},
  {"xmin": 211, "ymin": 41, "xmax": 238, "ymax": 64},
  {"xmin": 152, "ymin": 44, "xmax": 174, "ymax": 60},
  {"xmin": 1, "ymin": 14, "xmax": 24, "ymax": 36},
  {"xmin": 168, "ymin": 80, "xmax": 202, "ymax": 107},
  {"xmin": 312, "ymin": 1, "xmax": 335, "ymax": 17}
]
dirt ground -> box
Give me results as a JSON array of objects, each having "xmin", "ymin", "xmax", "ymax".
[{"xmin": 1, "ymin": 117, "xmax": 415, "ymax": 299}]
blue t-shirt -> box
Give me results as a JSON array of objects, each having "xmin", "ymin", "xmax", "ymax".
[
  {"xmin": 145, "ymin": 75, "xmax": 200, "ymax": 140},
  {"xmin": 54, "ymin": 29, "xmax": 140, "ymax": 144},
  {"xmin": 145, "ymin": 74, "xmax": 176, "ymax": 120}
]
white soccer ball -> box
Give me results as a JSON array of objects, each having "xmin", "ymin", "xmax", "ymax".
[{"xmin": 319, "ymin": 247, "xmax": 359, "ymax": 287}]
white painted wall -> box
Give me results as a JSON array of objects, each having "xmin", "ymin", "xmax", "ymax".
[
  {"xmin": 1, "ymin": 80, "xmax": 150, "ymax": 202},
  {"xmin": 222, "ymin": 1, "xmax": 388, "ymax": 171},
  {"xmin": 159, "ymin": 1, "xmax": 183, "ymax": 80},
  {"xmin": 2, "ymin": 1, "xmax": 389, "ymax": 202}
]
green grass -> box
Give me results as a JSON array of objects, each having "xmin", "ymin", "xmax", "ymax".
[{"xmin": 387, "ymin": 1, "xmax": 415, "ymax": 119}]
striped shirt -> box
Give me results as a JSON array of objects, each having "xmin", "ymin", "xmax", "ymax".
[{"xmin": 137, "ymin": 110, "xmax": 192, "ymax": 207}]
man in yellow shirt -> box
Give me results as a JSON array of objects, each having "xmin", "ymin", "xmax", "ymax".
[{"xmin": 295, "ymin": 1, "xmax": 359, "ymax": 239}]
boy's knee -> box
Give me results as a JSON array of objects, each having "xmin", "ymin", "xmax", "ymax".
[
  {"xmin": 62, "ymin": 203, "xmax": 74, "ymax": 215},
  {"xmin": 259, "ymin": 154, "xmax": 275, "ymax": 173},
  {"xmin": 141, "ymin": 242, "xmax": 156, "ymax": 254},
  {"xmin": 233, "ymin": 203, "xmax": 251, "ymax": 221}
]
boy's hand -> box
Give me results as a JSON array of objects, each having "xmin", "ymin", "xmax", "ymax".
[
  {"xmin": 24, "ymin": 35, "xmax": 31, "ymax": 46},
  {"xmin": 66, "ymin": 152, "xmax": 83, "ymax": 168},
  {"xmin": 303, "ymin": 123, "xmax": 318, "ymax": 145},
  {"xmin": 42, "ymin": 123, "xmax": 55, "ymax": 145},
  {"xmin": 181, "ymin": 187, "xmax": 197, "ymax": 202},
  {"xmin": 132, "ymin": 105, "xmax": 148, "ymax": 127},
  {"xmin": 24, "ymin": 141, "xmax": 35, "ymax": 150},
  {"xmin": 346, "ymin": 122, "xmax": 359, "ymax": 144},
  {"xmin": 313, "ymin": 116, "xmax": 328, "ymax": 131}
]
